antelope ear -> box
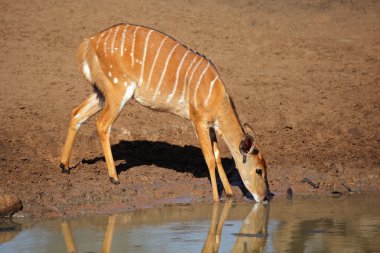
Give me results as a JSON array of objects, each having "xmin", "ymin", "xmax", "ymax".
[
  {"xmin": 243, "ymin": 123, "xmax": 255, "ymax": 136},
  {"xmin": 239, "ymin": 134, "xmax": 256, "ymax": 155}
]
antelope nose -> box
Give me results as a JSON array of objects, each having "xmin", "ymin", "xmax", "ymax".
[{"xmin": 262, "ymin": 195, "xmax": 270, "ymax": 202}]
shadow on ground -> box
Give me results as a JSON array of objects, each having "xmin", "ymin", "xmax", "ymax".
[{"xmin": 82, "ymin": 140, "xmax": 251, "ymax": 197}]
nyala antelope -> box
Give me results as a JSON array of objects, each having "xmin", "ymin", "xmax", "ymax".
[{"xmin": 60, "ymin": 23, "xmax": 270, "ymax": 202}]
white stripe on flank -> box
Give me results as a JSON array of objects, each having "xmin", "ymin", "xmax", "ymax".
[
  {"xmin": 146, "ymin": 36, "xmax": 168, "ymax": 90},
  {"xmin": 96, "ymin": 32, "xmax": 106, "ymax": 49},
  {"xmin": 178, "ymin": 55, "xmax": 198, "ymax": 103},
  {"xmin": 130, "ymin": 26, "xmax": 140, "ymax": 67},
  {"xmin": 204, "ymin": 75, "xmax": 219, "ymax": 106},
  {"xmin": 194, "ymin": 62, "xmax": 210, "ymax": 109},
  {"xmin": 166, "ymin": 50, "xmax": 190, "ymax": 103},
  {"xmin": 119, "ymin": 82, "xmax": 137, "ymax": 111},
  {"xmin": 111, "ymin": 26, "xmax": 120, "ymax": 55},
  {"xmin": 139, "ymin": 30, "xmax": 154, "ymax": 86},
  {"xmin": 185, "ymin": 57, "xmax": 203, "ymax": 102},
  {"xmin": 120, "ymin": 25, "xmax": 129, "ymax": 57},
  {"xmin": 153, "ymin": 43, "xmax": 179, "ymax": 101},
  {"xmin": 103, "ymin": 28, "xmax": 113, "ymax": 57}
]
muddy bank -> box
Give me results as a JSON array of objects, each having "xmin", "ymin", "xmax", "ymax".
[{"xmin": 0, "ymin": 0, "xmax": 379, "ymax": 217}]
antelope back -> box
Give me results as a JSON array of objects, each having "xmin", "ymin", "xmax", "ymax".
[{"xmin": 80, "ymin": 24, "xmax": 224, "ymax": 119}]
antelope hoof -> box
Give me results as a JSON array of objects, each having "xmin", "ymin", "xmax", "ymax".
[
  {"xmin": 60, "ymin": 163, "xmax": 70, "ymax": 174},
  {"xmin": 225, "ymin": 192, "xmax": 235, "ymax": 198},
  {"xmin": 110, "ymin": 177, "xmax": 120, "ymax": 185}
]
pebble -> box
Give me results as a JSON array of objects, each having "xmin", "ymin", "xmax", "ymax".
[
  {"xmin": 287, "ymin": 187, "xmax": 293, "ymax": 199},
  {"xmin": 12, "ymin": 211, "xmax": 34, "ymax": 219},
  {"xmin": 329, "ymin": 191, "xmax": 343, "ymax": 198},
  {"xmin": 0, "ymin": 194, "xmax": 22, "ymax": 218}
]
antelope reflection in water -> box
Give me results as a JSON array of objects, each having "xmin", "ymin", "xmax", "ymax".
[
  {"xmin": 60, "ymin": 202, "xmax": 269, "ymax": 253},
  {"xmin": 202, "ymin": 201, "xmax": 269, "ymax": 253},
  {"xmin": 61, "ymin": 215, "xmax": 119, "ymax": 253}
]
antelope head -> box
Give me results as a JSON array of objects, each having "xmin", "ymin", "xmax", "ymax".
[{"xmin": 238, "ymin": 123, "xmax": 270, "ymax": 202}]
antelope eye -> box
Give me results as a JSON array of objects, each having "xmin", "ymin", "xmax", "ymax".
[{"xmin": 256, "ymin": 168, "xmax": 262, "ymax": 176}]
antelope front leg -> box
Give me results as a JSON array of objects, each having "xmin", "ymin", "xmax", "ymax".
[
  {"xmin": 193, "ymin": 121, "xmax": 219, "ymax": 201},
  {"xmin": 209, "ymin": 128, "xmax": 234, "ymax": 197},
  {"xmin": 212, "ymin": 142, "xmax": 234, "ymax": 197},
  {"xmin": 60, "ymin": 93, "xmax": 103, "ymax": 173},
  {"xmin": 201, "ymin": 201, "xmax": 233, "ymax": 253},
  {"xmin": 61, "ymin": 221, "xmax": 78, "ymax": 253},
  {"xmin": 101, "ymin": 215, "xmax": 117, "ymax": 253}
]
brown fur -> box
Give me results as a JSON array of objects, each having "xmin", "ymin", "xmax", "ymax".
[{"xmin": 60, "ymin": 23, "xmax": 270, "ymax": 202}]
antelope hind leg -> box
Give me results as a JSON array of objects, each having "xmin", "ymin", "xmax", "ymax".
[{"xmin": 60, "ymin": 93, "xmax": 103, "ymax": 173}]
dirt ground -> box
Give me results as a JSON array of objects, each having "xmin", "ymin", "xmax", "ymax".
[{"xmin": 0, "ymin": 0, "xmax": 379, "ymax": 217}]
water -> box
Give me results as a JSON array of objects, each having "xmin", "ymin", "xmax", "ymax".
[{"xmin": 1, "ymin": 193, "xmax": 379, "ymax": 253}]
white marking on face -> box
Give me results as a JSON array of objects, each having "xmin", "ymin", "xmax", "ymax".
[
  {"xmin": 167, "ymin": 50, "xmax": 190, "ymax": 103},
  {"xmin": 119, "ymin": 82, "xmax": 137, "ymax": 111},
  {"xmin": 120, "ymin": 25, "xmax": 129, "ymax": 57},
  {"xmin": 130, "ymin": 26, "xmax": 140, "ymax": 67},
  {"xmin": 146, "ymin": 36, "xmax": 168, "ymax": 90},
  {"xmin": 108, "ymin": 72, "xmax": 112, "ymax": 78},
  {"xmin": 204, "ymin": 75, "xmax": 219, "ymax": 106},
  {"xmin": 82, "ymin": 60, "xmax": 91, "ymax": 82},
  {"xmin": 111, "ymin": 26, "xmax": 119, "ymax": 55},
  {"xmin": 179, "ymin": 55, "xmax": 197, "ymax": 103},
  {"xmin": 110, "ymin": 64, "xmax": 113, "ymax": 69},
  {"xmin": 153, "ymin": 43, "xmax": 179, "ymax": 101},
  {"xmin": 113, "ymin": 77, "xmax": 118, "ymax": 84},
  {"xmin": 139, "ymin": 30, "xmax": 154, "ymax": 86},
  {"xmin": 252, "ymin": 193, "xmax": 260, "ymax": 202},
  {"xmin": 123, "ymin": 81, "xmax": 128, "ymax": 87},
  {"xmin": 194, "ymin": 62, "xmax": 210, "ymax": 109},
  {"xmin": 244, "ymin": 180, "xmax": 250, "ymax": 187},
  {"xmin": 103, "ymin": 28, "xmax": 113, "ymax": 57}
]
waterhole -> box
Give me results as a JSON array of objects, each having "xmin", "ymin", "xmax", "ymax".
[{"xmin": 1, "ymin": 193, "xmax": 379, "ymax": 252}]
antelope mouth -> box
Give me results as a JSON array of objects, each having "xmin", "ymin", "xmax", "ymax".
[{"xmin": 252, "ymin": 192, "xmax": 271, "ymax": 203}]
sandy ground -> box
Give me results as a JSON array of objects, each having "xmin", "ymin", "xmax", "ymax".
[{"xmin": 0, "ymin": 0, "xmax": 379, "ymax": 217}]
